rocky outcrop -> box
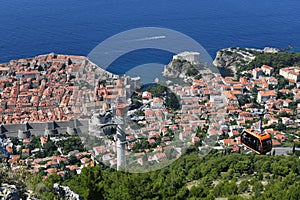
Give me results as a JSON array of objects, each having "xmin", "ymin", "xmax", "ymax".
[
  {"xmin": 53, "ymin": 183, "xmax": 82, "ymax": 200},
  {"xmin": 162, "ymin": 59, "xmax": 193, "ymax": 78},
  {"xmin": 162, "ymin": 51, "xmax": 205, "ymax": 82},
  {"xmin": 213, "ymin": 47, "xmax": 257, "ymax": 75},
  {"xmin": 263, "ymin": 47, "xmax": 280, "ymax": 53},
  {"xmin": 0, "ymin": 164, "xmax": 39, "ymax": 200},
  {"xmin": 0, "ymin": 184, "xmax": 38, "ymax": 200},
  {"xmin": 162, "ymin": 59, "xmax": 209, "ymax": 83},
  {"xmin": 213, "ymin": 47, "xmax": 279, "ymax": 75},
  {"xmin": 0, "ymin": 184, "xmax": 20, "ymax": 200}
]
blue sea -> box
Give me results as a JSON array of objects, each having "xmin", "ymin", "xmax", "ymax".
[{"xmin": 1, "ymin": 0, "xmax": 300, "ymax": 81}]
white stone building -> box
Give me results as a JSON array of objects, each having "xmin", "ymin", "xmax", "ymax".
[
  {"xmin": 172, "ymin": 51, "xmax": 200, "ymax": 64},
  {"xmin": 279, "ymin": 67, "xmax": 300, "ymax": 82}
]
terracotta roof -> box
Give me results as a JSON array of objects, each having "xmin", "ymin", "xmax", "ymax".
[
  {"xmin": 258, "ymin": 90, "xmax": 277, "ymax": 97},
  {"xmin": 261, "ymin": 65, "xmax": 273, "ymax": 70}
]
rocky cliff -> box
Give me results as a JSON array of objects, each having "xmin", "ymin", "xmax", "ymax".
[
  {"xmin": 53, "ymin": 183, "xmax": 83, "ymax": 200},
  {"xmin": 162, "ymin": 59, "xmax": 210, "ymax": 83},
  {"xmin": 213, "ymin": 47, "xmax": 279, "ymax": 75},
  {"xmin": 162, "ymin": 59, "xmax": 195, "ymax": 77},
  {"xmin": 0, "ymin": 164, "xmax": 38, "ymax": 200},
  {"xmin": 0, "ymin": 184, "xmax": 20, "ymax": 200}
]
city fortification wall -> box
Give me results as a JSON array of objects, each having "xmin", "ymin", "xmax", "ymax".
[{"xmin": 0, "ymin": 119, "xmax": 89, "ymax": 139}]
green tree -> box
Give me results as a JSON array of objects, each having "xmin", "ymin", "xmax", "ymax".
[
  {"xmin": 66, "ymin": 166, "xmax": 105, "ymax": 200},
  {"xmin": 68, "ymin": 155, "xmax": 78, "ymax": 165},
  {"xmin": 44, "ymin": 139, "xmax": 57, "ymax": 157},
  {"xmin": 185, "ymin": 67, "xmax": 198, "ymax": 76},
  {"xmin": 238, "ymin": 180, "xmax": 249, "ymax": 193},
  {"xmin": 147, "ymin": 84, "xmax": 167, "ymax": 97},
  {"xmin": 252, "ymin": 180, "xmax": 263, "ymax": 197},
  {"xmin": 165, "ymin": 93, "xmax": 180, "ymax": 110},
  {"xmin": 194, "ymin": 74, "xmax": 202, "ymax": 80}
]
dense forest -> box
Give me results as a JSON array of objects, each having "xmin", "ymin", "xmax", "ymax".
[
  {"xmin": 23, "ymin": 150, "xmax": 300, "ymax": 200},
  {"xmin": 238, "ymin": 51, "xmax": 300, "ymax": 74}
]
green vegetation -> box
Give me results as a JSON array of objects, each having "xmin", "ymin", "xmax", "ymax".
[
  {"xmin": 0, "ymin": 164, "xmax": 28, "ymax": 199},
  {"xmin": 165, "ymin": 93, "xmax": 181, "ymax": 110},
  {"xmin": 238, "ymin": 51, "xmax": 300, "ymax": 75},
  {"xmin": 194, "ymin": 74, "xmax": 202, "ymax": 80},
  {"xmin": 185, "ymin": 67, "xmax": 198, "ymax": 77},
  {"xmin": 170, "ymin": 59, "xmax": 201, "ymax": 78},
  {"xmin": 276, "ymin": 75, "xmax": 290, "ymax": 90},
  {"xmin": 98, "ymin": 79, "xmax": 107, "ymax": 86},
  {"xmin": 146, "ymin": 84, "xmax": 168, "ymax": 97},
  {"xmin": 22, "ymin": 151, "xmax": 300, "ymax": 199},
  {"xmin": 251, "ymin": 52, "xmax": 300, "ymax": 70},
  {"xmin": 56, "ymin": 137, "xmax": 85, "ymax": 155},
  {"xmin": 130, "ymin": 93, "xmax": 143, "ymax": 110},
  {"xmin": 81, "ymin": 132, "xmax": 106, "ymax": 149},
  {"xmin": 196, "ymin": 125, "xmax": 208, "ymax": 140},
  {"xmin": 132, "ymin": 139, "xmax": 156, "ymax": 153},
  {"xmin": 144, "ymin": 84, "xmax": 181, "ymax": 110},
  {"xmin": 41, "ymin": 138, "xmax": 58, "ymax": 157},
  {"xmin": 238, "ymin": 94, "xmax": 251, "ymax": 107},
  {"xmin": 134, "ymin": 110, "xmax": 145, "ymax": 116},
  {"xmin": 277, "ymin": 91, "xmax": 294, "ymax": 100},
  {"xmin": 27, "ymin": 135, "xmax": 42, "ymax": 150}
]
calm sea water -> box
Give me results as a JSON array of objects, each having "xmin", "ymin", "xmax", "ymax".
[{"xmin": 1, "ymin": 0, "xmax": 300, "ymax": 79}]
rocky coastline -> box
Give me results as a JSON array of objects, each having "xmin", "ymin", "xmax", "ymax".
[{"xmin": 213, "ymin": 47, "xmax": 279, "ymax": 76}]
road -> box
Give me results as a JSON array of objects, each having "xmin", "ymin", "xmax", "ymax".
[
  {"xmin": 241, "ymin": 147, "xmax": 300, "ymax": 155},
  {"xmin": 271, "ymin": 147, "xmax": 300, "ymax": 155}
]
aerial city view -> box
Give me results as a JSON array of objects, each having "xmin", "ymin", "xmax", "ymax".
[{"xmin": 0, "ymin": 0, "xmax": 300, "ymax": 199}]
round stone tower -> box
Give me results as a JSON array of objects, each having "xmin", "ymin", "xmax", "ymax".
[
  {"xmin": 0, "ymin": 125, "xmax": 5, "ymax": 139},
  {"xmin": 18, "ymin": 122, "xmax": 30, "ymax": 139},
  {"xmin": 66, "ymin": 126, "xmax": 77, "ymax": 135},
  {"xmin": 44, "ymin": 122, "xmax": 57, "ymax": 136},
  {"xmin": 18, "ymin": 129, "xmax": 30, "ymax": 139}
]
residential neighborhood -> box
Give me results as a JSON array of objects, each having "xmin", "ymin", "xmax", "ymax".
[{"xmin": 1, "ymin": 52, "xmax": 300, "ymax": 175}]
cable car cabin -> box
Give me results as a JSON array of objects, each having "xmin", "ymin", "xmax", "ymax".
[{"xmin": 241, "ymin": 129, "xmax": 272, "ymax": 154}]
